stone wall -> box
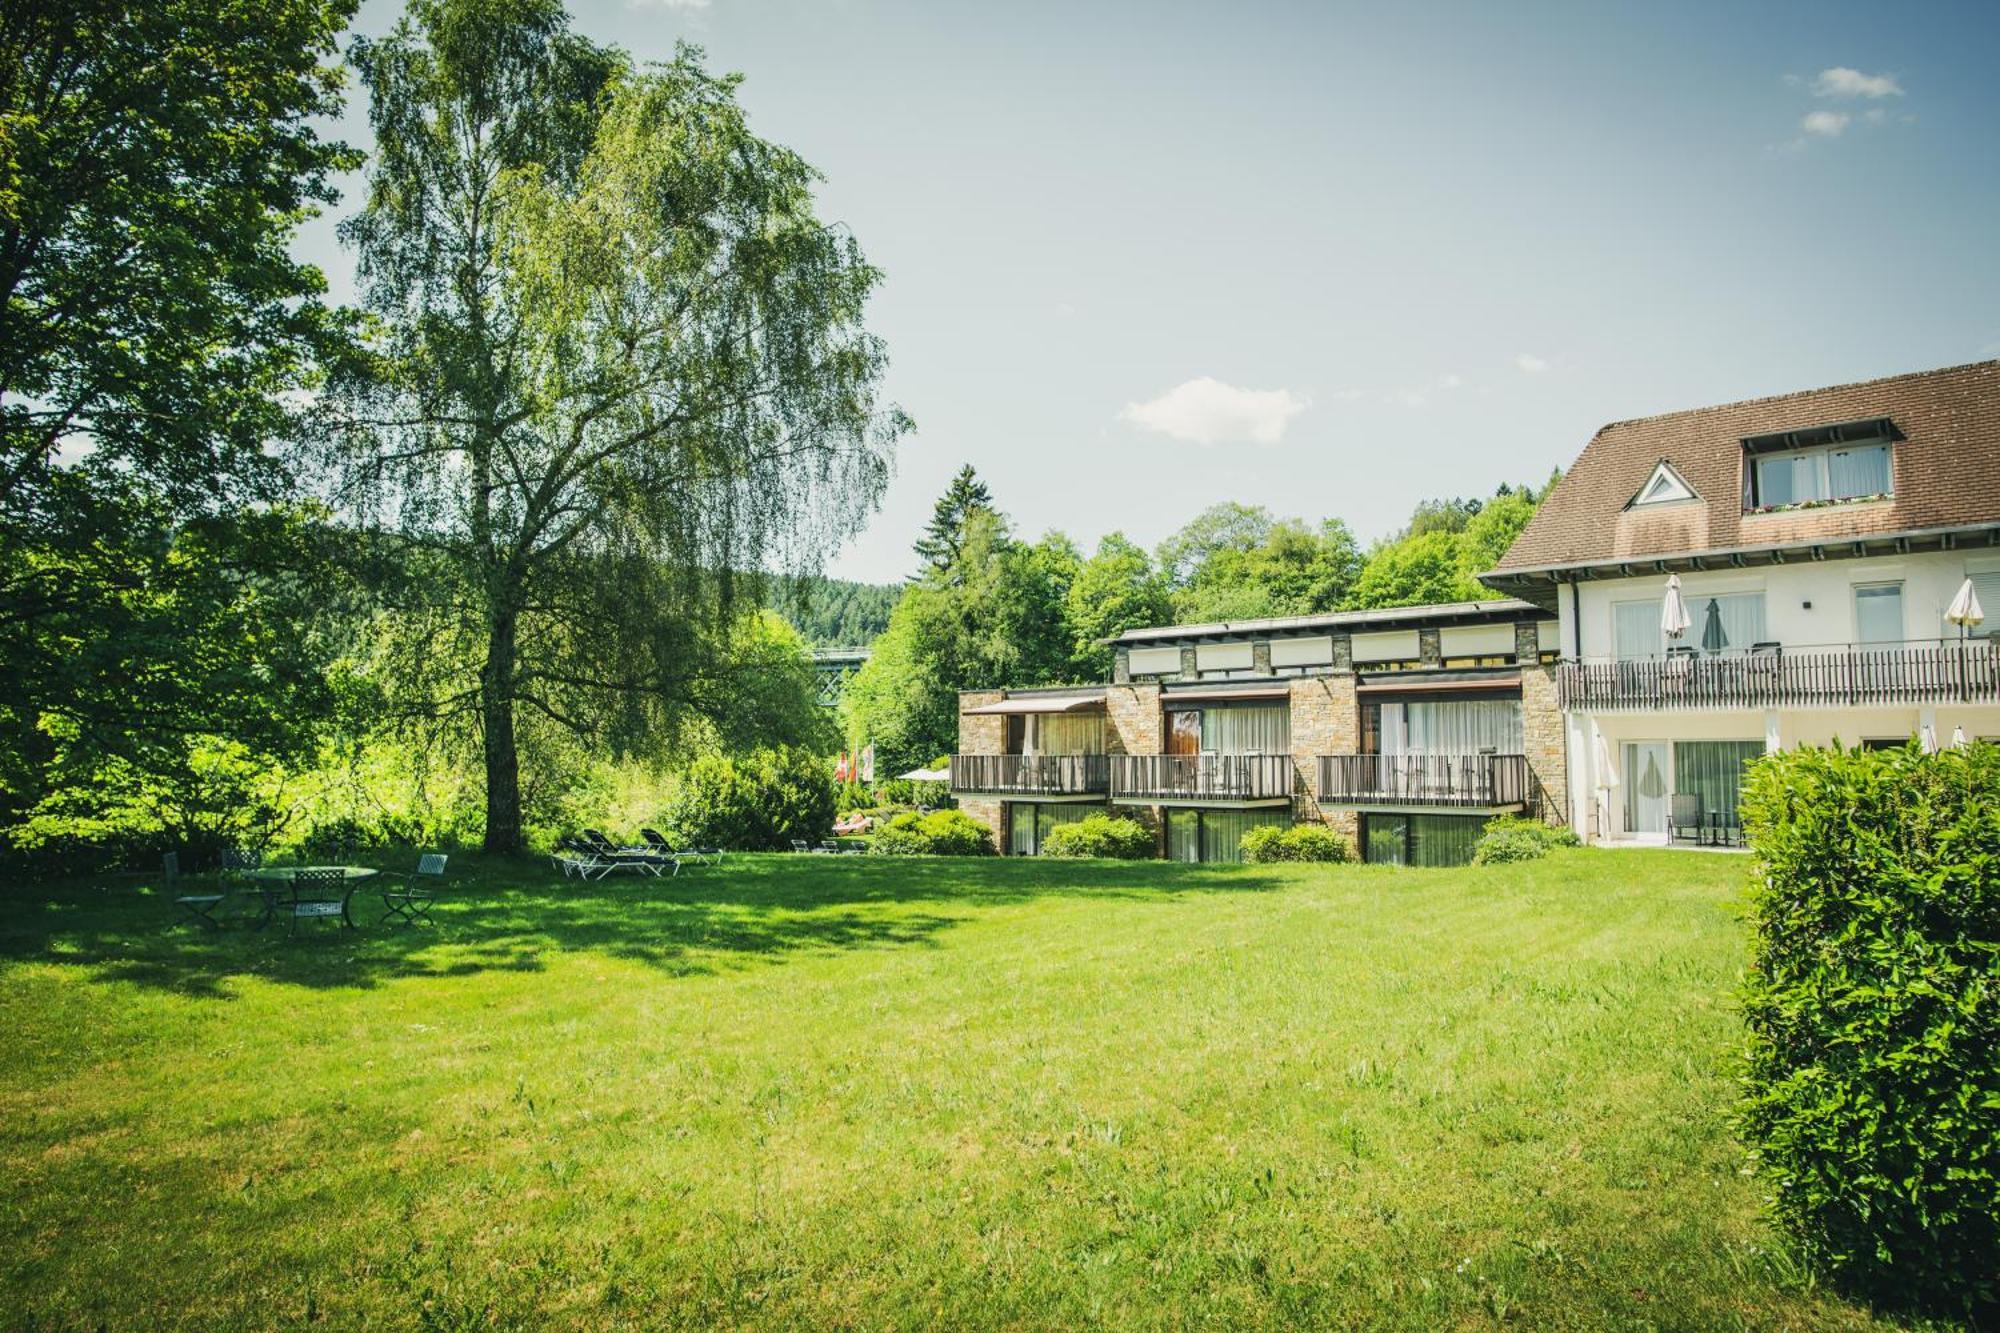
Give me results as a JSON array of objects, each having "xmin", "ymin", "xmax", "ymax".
[
  {"xmin": 956, "ymin": 797, "xmax": 1005, "ymax": 853},
  {"xmin": 1520, "ymin": 664, "xmax": 1568, "ymax": 826},
  {"xmin": 1106, "ymin": 684, "xmax": 1163, "ymax": 851},
  {"xmin": 955, "ymin": 690, "xmax": 1006, "ymax": 850},
  {"xmin": 1289, "ymin": 673, "xmax": 1360, "ymax": 843}
]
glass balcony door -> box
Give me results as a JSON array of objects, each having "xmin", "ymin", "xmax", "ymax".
[{"xmin": 1621, "ymin": 741, "xmax": 1670, "ymax": 837}]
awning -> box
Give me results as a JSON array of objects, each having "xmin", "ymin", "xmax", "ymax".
[
  {"xmin": 1162, "ymin": 684, "xmax": 1290, "ymax": 707},
  {"xmin": 962, "ymin": 694, "xmax": 1106, "ymax": 715},
  {"xmin": 1356, "ymin": 674, "xmax": 1521, "ymax": 695}
]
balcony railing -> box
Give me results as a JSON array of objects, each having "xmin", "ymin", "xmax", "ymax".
[
  {"xmin": 1109, "ymin": 754, "xmax": 1293, "ymax": 803},
  {"xmin": 1317, "ymin": 753, "xmax": 1529, "ymax": 808},
  {"xmin": 1559, "ymin": 641, "xmax": 2000, "ymax": 711},
  {"xmin": 950, "ymin": 753, "xmax": 1109, "ymax": 796}
]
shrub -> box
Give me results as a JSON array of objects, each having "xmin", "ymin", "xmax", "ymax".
[
  {"xmin": 1240, "ymin": 823, "xmax": 1351, "ymax": 864},
  {"xmin": 1739, "ymin": 742, "xmax": 1999, "ymax": 1315},
  {"xmin": 1039, "ymin": 814, "xmax": 1153, "ymax": 859},
  {"xmin": 662, "ymin": 746, "xmax": 836, "ymax": 852},
  {"xmin": 867, "ymin": 809, "xmax": 993, "ymax": 856},
  {"xmin": 1470, "ymin": 815, "xmax": 1579, "ymax": 865}
]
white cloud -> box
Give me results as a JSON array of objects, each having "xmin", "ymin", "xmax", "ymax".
[
  {"xmin": 1118, "ymin": 376, "xmax": 1308, "ymax": 444},
  {"xmin": 1814, "ymin": 67, "xmax": 1903, "ymax": 99},
  {"xmin": 1514, "ymin": 353, "xmax": 1548, "ymax": 374},
  {"xmin": 1801, "ymin": 110, "xmax": 1850, "ymax": 137}
]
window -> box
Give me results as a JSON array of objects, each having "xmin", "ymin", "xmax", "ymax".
[
  {"xmin": 1747, "ymin": 439, "xmax": 1891, "ymax": 508},
  {"xmin": 1615, "ymin": 591, "xmax": 1766, "ymax": 657},
  {"xmin": 1628, "ymin": 460, "xmax": 1697, "ymax": 508},
  {"xmin": 1855, "ymin": 582, "xmax": 1904, "ymax": 645},
  {"xmin": 1363, "ymin": 813, "xmax": 1490, "ymax": 867},
  {"xmin": 1967, "ymin": 572, "xmax": 2000, "ymax": 639},
  {"xmin": 1165, "ymin": 808, "xmax": 1287, "ymax": 863},
  {"xmin": 1008, "ymin": 802, "xmax": 1098, "ymax": 856},
  {"xmin": 1025, "ymin": 713, "xmax": 1105, "ymax": 756},
  {"xmin": 1673, "ymin": 741, "xmax": 1765, "ymax": 837},
  {"xmin": 1197, "ymin": 704, "xmax": 1289, "ymax": 754},
  {"xmin": 1372, "ymin": 698, "xmax": 1522, "ymax": 755}
]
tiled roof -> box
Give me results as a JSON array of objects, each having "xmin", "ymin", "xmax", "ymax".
[
  {"xmin": 1489, "ymin": 360, "xmax": 2000, "ymax": 576},
  {"xmin": 1108, "ymin": 598, "xmax": 1541, "ymax": 646}
]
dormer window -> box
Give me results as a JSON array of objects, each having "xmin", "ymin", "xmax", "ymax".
[
  {"xmin": 1627, "ymin": 459, "xmax": 1697, "ymax": 509},
  {"xmin": 1741, "ymin": 417, "xmax": 1897, "ymax": 512}
]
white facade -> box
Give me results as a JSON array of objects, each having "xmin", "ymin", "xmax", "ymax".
[{"xmin": 1553, "ymin": 551, "xmax": 2000, "ymax": 843}]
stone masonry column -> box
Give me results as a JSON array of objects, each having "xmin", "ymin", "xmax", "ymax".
[
  {"xmin": 1106, "ymin": 684, "xmax": 1164, "ymax": 854},
  {"xmin": 1288, "ymin": 675, "xmax": 1359, "ymax": 847},
  {"xmin": 956, "ymin": 690, "xmax": 1006, "ymax": 852}
]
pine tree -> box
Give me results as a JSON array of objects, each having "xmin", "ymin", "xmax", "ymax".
[{"xmin": 912, "ymin": 465, "xmax": 995, "ymax": 575}]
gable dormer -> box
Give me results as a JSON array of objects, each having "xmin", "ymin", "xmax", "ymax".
[{"xmin": 1626, "ymin": 459, "xmax": 1697, "ymax": 509}]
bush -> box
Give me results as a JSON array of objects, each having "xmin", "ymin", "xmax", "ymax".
[
  {"xmin": 1240, "ymin": 822, "xmax": 1351, "ymax": 863},
  {"xmin": 1039, "ymin": 814, "xmax": 1153, "ymax": 859},
  {"xmin": 1739, "ymin": 742, "xmax": 1999, "ymax": 1315},
  {"xmin": 662, "ymin": 746, "xmax": 836, "ymax": 851},
  {"xmin": 867, "ymin": 809, "xmax": 994, "ymax": 857},
  {"xmin": 1470, "ymin": 815, "xmax": 1579, "ymax": 865}
]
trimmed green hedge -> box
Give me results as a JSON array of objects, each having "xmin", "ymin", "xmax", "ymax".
[
  {"xmin": 867, "ymin": 809, "xmax": 994, "ymax": 857},
  {"xmin": 1039, "ymin": 814, "xmax": 1153, "ymax": 859},
  {"xmin": 1240, "ymin": 823, "xmax": 1350, "ymax": 864},
  {"xmin": 1470, "ymin": 815, "xmax": 1579, "ymax": 865},
  {"xmin": 1739, "ymin": 742, "xmax": 1999, "ymax": 1314}
]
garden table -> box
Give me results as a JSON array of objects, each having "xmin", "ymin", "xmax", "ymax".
[{"xmin": 244, "ymin": 866, "xmax": 378, "ymax": 930}]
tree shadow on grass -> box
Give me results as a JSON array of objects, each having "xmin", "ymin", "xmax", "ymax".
[{"xmin": 0, "ymin": 853, "xmax": 1284, "ymax": 998}]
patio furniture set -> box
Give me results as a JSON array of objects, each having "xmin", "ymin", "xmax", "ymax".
[
  {"xmin": 169, "ymin": 850, "xmax": 447, "ymax": 934},
  {"xmin": 552, "ymin": 829, "xmax": 726, "ymax": 880}
]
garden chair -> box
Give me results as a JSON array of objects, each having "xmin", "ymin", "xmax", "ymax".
[
  {"xmin": 790, "ymin": 839, "xmax": 811, "ymax": 853},
  {"xmin": 1668, "ymin": 793, "xmax": 1704, "ymax": 845},
  {"xmin": 381, "ymin": 852, "xmax": 447, "ymax": 926},
  {"xmin": 287, "ymin": 866, "xmax": 353, "ymax": 936},
  {"xmin": 167, "ymin": 851, "xmax": 228, "ymax": 931}
]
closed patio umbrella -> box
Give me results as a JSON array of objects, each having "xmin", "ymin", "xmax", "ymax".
[
  {"xmin": 1660, "ymin": 574, "xmax": 1692, "ymax": 643},
  {"xmin": 1700, "ymin": 598, "xmax": 1728, "ymax": 654},
  {"xmin": 1951, "ymin": 725, "xmax": 1968, "ymax": 749},
  {"xmin": 1591, "ymin": 727, "xmax": 1619, "ymax": 838},
  {"xmin": 1920, "ymin": 722, "xmax": 1939, "ymax": 754},
  {"xmin": 1946, "ymin": 577, "xmax": 1985, "ymax": 634}
]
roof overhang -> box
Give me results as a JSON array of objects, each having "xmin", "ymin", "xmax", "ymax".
[
  {"xmin": 1107, "ymin": 598, "xmax": 1540, "ymax": 647},
  {"xmin": 962, "ymin": 694, "xmax": 1106, "ymax": 716},
  {"xmin": 1160, "ymin": 684, "xmax": 1291, "ymax": 707},
  {"xmin": 1355, "ymin": 673, "xmax": 1522, "ymax": 695}
]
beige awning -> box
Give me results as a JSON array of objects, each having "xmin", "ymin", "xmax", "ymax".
[
  {"xmin": 1356, "ymin": 674, "xmax": 1521, "ymax": 695},
  {"xmin": 963, "ymin": 694, "xmax": 1106, "ymax": 715},
  {"xmin": 1161, "ymin": 685, "xmax": 1290, "ymax": 707}
]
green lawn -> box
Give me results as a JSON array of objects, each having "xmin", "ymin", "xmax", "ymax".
[{"xmin": 0, "ymin": 850, "xmax": 1896, "ymax": 1329}]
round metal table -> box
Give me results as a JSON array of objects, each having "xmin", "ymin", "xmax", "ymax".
[{"xmin": 244, "ymin": 866, "xmax": 378, "ymax": 930}]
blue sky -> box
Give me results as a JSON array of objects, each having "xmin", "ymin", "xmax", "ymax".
[{"xmin": 297, "ymin": 0, "xmax": 2000, "ymax": 584}]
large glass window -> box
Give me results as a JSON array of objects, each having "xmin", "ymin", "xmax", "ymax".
[
  {"xmin": 1198, "ymin": 704, "xmax": 1290, "ymax": 754},
  {"xmin": 1614, "ymin": 600, "xmax": 1663, "ymax": 660},
  {"xmin": 1008, "ymin": 802, "xmax": 1099, "ymax": 855},
  {"xmin": 1375, "ymin": 698, "xmax": 1522, "ymax": 755},
  {"xmin": 1615, "ymin": 592, "xmax": 1766, "ymax": 657},
  {"xmin": 1026, "ymin": 713, "xmax": 1106, "ymax": 755},
  {"xmin": 1855, "ymin": 582, "xmax": 1904, "ymax": 645},
  {"xmin": 1165, "ymin": 808, "xmax": 1287, "ymax": 863},
  {"xmin": 1749, "ymin": 440, "xmax": 1891, "ymax": 508},
  {"xmin": 1673, "ymin": 742, "xmax": 1765, "ymax": 838},
  {"xmin": 1363, "ymin": 813, "xmax": 1491, "ymax": 867}
]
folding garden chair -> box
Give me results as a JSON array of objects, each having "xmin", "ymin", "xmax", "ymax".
[
  {"xmin": 381, "ymin": 852, "xmax": 446, "ymax": 926},
  {"xmin": 288, "ymin": 866, "xmax": 353, "ymax": 936},
  {"xmin": 167, "ymin": 852, "xmax": 228, "ymax": 931}
]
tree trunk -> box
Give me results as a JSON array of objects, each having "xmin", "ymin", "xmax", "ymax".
[{"xmin": 481, "ymin": 606, "xmax": 523, "ymax": 854}]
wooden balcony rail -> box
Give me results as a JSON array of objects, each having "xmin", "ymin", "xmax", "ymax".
[
  {"xmin": 949, "ymin": 753, "xmax": 1110, "ymax": 796},
  {"xmin": 1558, "ymin": 640, "xmax": 2000, "ymax": 712},
  {"xmin": 1109, "ymin": 754, "xmax": 1293, "ymax": 803},
  {"xmin": 1316, "ymin": 753, "xmax": 1529, "ymax": 808}
]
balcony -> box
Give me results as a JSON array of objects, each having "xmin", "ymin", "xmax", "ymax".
[
  {"xmin": 1317, "ymin": 753, "xmax": 1529, "ymax": 808},
  {"xmin": 1559, "ymin": 640, "xmax": 2000, "ymax": 712},
  {"xmin": 950, "ymin": 753, "xmax": 1109, "ymax": 798},
  {"xmin": 1109, "ymin": 754, "xmax": 1293, "ymax": 805}
]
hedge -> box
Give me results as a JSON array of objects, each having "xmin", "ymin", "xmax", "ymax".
[
  {"xmin": 1240, "ymin": 823, "xmax": 1350, "ymax": 864},
  {"xmin": 1039, "ymin": 814, "xmax": 1153, "ymax": 859},
  {"xmin": 662, "ymin": 747, "xmax": 836, "ymax": 852},
  {"xmin": 1739, "ymin": 741, "xmax": 1999, "ymax": 1314},
  {"xmin": 867, "ymin": 809, "xmax": 994, "ymax": 856},
  {"xmin": 1470, "ymin": 815, "xmax": 1580, "ymax": 865}
]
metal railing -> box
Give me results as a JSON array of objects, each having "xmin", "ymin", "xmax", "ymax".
[
  {"xmin": 1316, "ymin": 753, "xmax": 1530, "ymax": 807},
  {"xmin": 1109, "ymin": 754, "xmax": 1293, "ymax": 802},
  {"xmin": 1559, "ymin": 640, "xmax": 2000, "ymax": 711},
  {"xmin": 949, "ymin": 753, "xmax": 1109, "ymax": 796}
]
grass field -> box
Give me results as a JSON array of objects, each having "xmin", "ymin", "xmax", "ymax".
[{"xmin": 0, "ymin": 849, "xmax": 1905, "ymax": 1329}]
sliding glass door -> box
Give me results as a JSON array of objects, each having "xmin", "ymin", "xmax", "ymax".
[{"xmin": 1621, "ymin": 742, "xmax": 1670, "ymax": 836}]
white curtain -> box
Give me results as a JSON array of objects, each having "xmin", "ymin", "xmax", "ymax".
[
  {"xmin": 1827, "ymin": 443, "xmax": 1890, "ymax": 499},
  {"xmin": 1379, "ymin": 700, "xmax": 1522, "ymax": 755},
  {"xmin": 1199, "ymin": 705, "xmax": 1289, "ymax": 754},
  {"xmin": 1027, "ymin": 713, "xmax": 1105, "ymax": 755},
  {"xmin": 1699, "ymin": 592, "xmax": 1767, "ymax": 652},
  {"xmin": 1614, "ymin": 600, "xmax": 1663, "ymax": 659}
]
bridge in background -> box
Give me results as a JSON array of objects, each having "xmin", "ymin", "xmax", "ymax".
[{"xmin": 810, "ymin": 646, "xmax": 871, "ymax": 707}]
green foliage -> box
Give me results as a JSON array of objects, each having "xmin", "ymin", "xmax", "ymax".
[
  {"xmin": 1064, "ymin": 533, "xmax": 1174, "ymax": 679},
  {"xmin": 1471, "ymin": 815, "xmax": 1580, "ymax": 865},
  {"xmin": 1155, "ymin": 505, "xmax": 1362, "ymax": 622},
  {"xmin": 1038, "ymin": 814, "xmax": 1154, "ymax": 859},
  {"xmin": 662, "ymin": 747, "xmax": 837, "ymax": 852},
  {"xmin": 335, "ymin": 17, "xmax": 905, "ymax": 851},
  {"xmin": 1344, "ymin": 483, "xmax": 1550, "ymax": 611},
  {"xmin": 913, "ymin": 465, "xmax": 996, "ymax": 575},
  {"xmin": 1738, "ymin": 743, "xmax": 2000, "ymax": 1314},
  {"xmin": 1240, "ymin": 823, "xmax": 1351, "ymax": 863},
  {"xmin": 867, "ymin": 809, "xmax": 994, "ymax": 856},
  {"xmin": 773, "ymin": 577, "xmax": 903, "ymax": 646}
]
